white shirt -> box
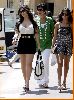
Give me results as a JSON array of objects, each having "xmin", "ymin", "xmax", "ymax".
[
  {"xmin": 19, "ymin": 24, "xmax": 34, "ymax": 35},
  {"xmin": 41, "ymin": 23, "xmax": 46, "ymax": 28},
  {"xmin": 13, "ymin": 23, "xmax": 34, "ymax": 40}
]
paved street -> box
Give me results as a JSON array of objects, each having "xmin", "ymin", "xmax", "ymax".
[{"xmin": 0, "ymin": 55, "xmax": 73, "ymax": 99}]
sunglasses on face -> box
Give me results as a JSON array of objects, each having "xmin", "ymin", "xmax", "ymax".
[
  {"xmin": 37, "ymin": 8, "xmax": 43, "ymax": 11},
  {"xmin": 20, "ymin": 9, "xmax": 26, "ymax": 13},
  {"xmin": 62, "ymin": 13, "xmax": 68, "ymax": 16}
]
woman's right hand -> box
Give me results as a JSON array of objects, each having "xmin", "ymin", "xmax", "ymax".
[
  {"xmin": 12, "ymin": 39, "xmax": 17, "ymax": 45},
  {"xmin": 37, "ymin": 42, "xmax": 41, "ymax": 51},
  {"xmin": 38, "ymin": 46, "xmax": 41, "ymax": 51}
]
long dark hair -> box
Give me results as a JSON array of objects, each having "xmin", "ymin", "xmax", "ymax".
[
  {"xmin": 58, "ymin": 7, "xmax": 73, "ymax": 23},
  {"xmin": 16, "ymin": 5, "xmax": 37, "ymax": 32}
]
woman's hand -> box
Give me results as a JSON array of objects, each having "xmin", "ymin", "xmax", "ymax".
[
  {"xmin": 12, "ymin": 33, "xmax": 19, "ymax": 45},
  {"xmin": 38, "ymin": 44, "xmax": 41, "ymax": 50},
  {"xmin": 12, "ymin": 39, "xmax": 18, "ymax": 45},
  {"xmin": 51, "ymin": 46, "xmax": 57, "ymax": 54}
]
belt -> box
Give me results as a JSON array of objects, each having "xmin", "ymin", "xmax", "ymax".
[
  {"xmin": 21, "ymin": 36, "xmax": 31, "ymax": 38},
  {"xmin": 21, "ymin": 35, "xmax": 34, "ymax": 38}
]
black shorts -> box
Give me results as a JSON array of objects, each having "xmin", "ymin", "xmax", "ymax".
[{"xmin": 17, "ymin": 34, "xmax": 36, "ymax": 54}]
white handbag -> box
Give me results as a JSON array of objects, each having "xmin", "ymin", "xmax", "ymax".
[
  {"xmin": 50, "ymin": 53, "xmax": 57, "ymax": 66},
  {"xmin": 34, "ymin": 50, "xmax": 44, "ymax": 80}
]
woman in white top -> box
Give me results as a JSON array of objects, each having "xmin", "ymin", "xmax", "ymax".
[{"xmin": 13, "ymin": 5, "xmax": 40, "ymax": 92}]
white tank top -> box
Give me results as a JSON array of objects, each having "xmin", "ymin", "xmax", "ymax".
[{"xmin": 19, "ymin": 24, "xmax": 34, "ymax": 37}]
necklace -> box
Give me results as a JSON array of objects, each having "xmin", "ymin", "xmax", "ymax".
[{"xmin": 38, "ymin": 17, "xmax": 48, "ymax": 39}]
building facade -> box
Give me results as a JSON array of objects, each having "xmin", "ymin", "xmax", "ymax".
[
  {"xmin": 28, "ymin": 0, "xmax": 72, "ymax": 16},
  {"xmin": 0, "ymin": 0, "xmax": 72, "ymax": 16},
  {"xmin": 0, "ymin": 0, "xmax": 24, "ymax": 15}
]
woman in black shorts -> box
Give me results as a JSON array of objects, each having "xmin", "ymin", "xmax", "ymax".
[
  {"xmin": 52, "ymin": 8, "xmax": 73, "ymax": 90},
  {"xmin": 13, "ymin": 5, "xmax": 40, "ymax": 92}
]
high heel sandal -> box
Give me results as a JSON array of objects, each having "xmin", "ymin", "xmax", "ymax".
[
  {"xmin": 57, "ymin": 84, "xmax": 67, "ymax": 92},
  {"xmin": 61, "ymin": 83, "xmax": 67, "ymax": 90},
  {"xmin": 57, "ymin": 81, "xmax": 62, "ymax": 92},
  {"xmin": 23, "ymin": 87, "xmax": 29, "ymax": 92}
]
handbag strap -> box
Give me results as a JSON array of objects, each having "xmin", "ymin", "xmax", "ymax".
[{"xmin": 37, "ymin": 50, "xmax": 42, "ymax": 60}]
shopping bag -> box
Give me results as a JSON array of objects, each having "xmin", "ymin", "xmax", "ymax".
[
  {"xmin": 50, "ymin": 53, "xmax": 57, "ymax": 66},
  {"xmin": 34, "ymin": 50, "xmax": 44, "ymax": 80},
  {"xmin": 6, "ymin": 51, "xmax": 15, "ymax": 59}
]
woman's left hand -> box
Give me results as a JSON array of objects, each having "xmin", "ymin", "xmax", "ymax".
[
  {"xmin": 38, "ymin": 45, "xmax": 41, "ymax": 51},
  {"xmin": 51, "ymin": 45, "xmax": 57, "ymax": 54}
]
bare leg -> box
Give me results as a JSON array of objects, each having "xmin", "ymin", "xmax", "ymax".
[
  {"xmin": 25, "ymin": 54, "xmax": 34, "ymax": 88},
  {"xmin": 56, "ymin": 54, "xmax": 63, "ymax": 87},
  {"xmin": 63, "ymin": 55, "xmax": 70, "ymax": 87},
  {"xmin": 19, "ymin": 54, "xmax": 26, "ymax": 81}
]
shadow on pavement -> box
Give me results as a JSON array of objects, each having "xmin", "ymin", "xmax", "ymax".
[
  {"xmin": 36, "ymin": 86, "xmax": 70, "ymax": 90},
  {"xmin": 0, "ymin": 64, "xmax": 9, "ymax": 66},
  {"xmin": 59, "ymin": 90, "xmax": 73, "ymax": 94},
  {"xmin": 0, "ymin": 72, "xmax": 6, "ymax": 74},
  {"xmin": 36, "ymin": 86, "xmax": 72, "ymax": 94},
  {"xmin": 36, "ymin": 86, "xmax": 58, "ymax": 90},
  {"xmin": 13, "ymin": 68, "xmax": 21, "ymax": 69},
  {"xmin": 20, "ymin": 89, "xmax": 49, "ymax": 95}
]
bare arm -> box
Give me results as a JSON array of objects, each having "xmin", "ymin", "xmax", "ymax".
[
  {"xmin": 34, "ymin": 27, "xmax": 40, "ymax": 49},
  {"xmin": 13, "ymin": 28, "xmax": 19, "ymax": 38},
  {"xmin": 12, "ymin": 29, "xmax": 19, "ymax": 45},
  {"xmin": 52, "ymin": 22, "xmax": 59, "ymax": 47}
]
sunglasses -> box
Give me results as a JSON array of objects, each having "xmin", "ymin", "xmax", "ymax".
[
  {"xmin": 62, "ymin": 13, "xmax": 68, "ymax": 16},
  {"xmin": 20, "ymin": 9, "xmax": 26, "ymax": 13},
  {"xmin": 20, "ymin": 10, "xmax": 25, "ymax": 13},
  {"xmin": 37, "ymin": 9, "xmax": 43, "ymax": 11}
]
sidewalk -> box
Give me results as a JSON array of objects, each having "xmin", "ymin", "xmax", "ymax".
[{"xmin": 0, "ymin": 55, "xmax": 73, "ymax": 99}]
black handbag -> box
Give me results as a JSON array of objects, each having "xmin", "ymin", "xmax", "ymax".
[{"xmin": 34, "ymin": 50, "xmax": 44, "ymax": 80}]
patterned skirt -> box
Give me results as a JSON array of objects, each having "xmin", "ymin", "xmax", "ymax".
[{"xmin": 54, "ymin": 38, "xmax": 72, "ymax": 56}]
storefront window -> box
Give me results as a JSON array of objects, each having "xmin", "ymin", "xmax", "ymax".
[
  {"xmin": 4, "ymin": 15, "xmax": 15, "ymax": 32},
  {"xmin": 7, "ymin": 0, "xmax": 13, "ymax": 8}
]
